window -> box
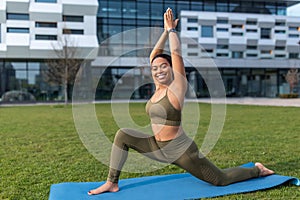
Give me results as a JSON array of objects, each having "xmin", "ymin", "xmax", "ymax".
[
  {"xmin": 246, "ymin": 53, "xmax": 257, "ymax": 57},
  {"xmin": 202, "ymin": 49, "xmax": 213, "ymax": 53},
  {"xmin": 275, "ymin": 30, "xmax": 285, "ymax": 34},
  {"xmin": 187, "ymin": 18, "xmax": 198, "ymax": 23},
  {"xmin": 35, "ymin": 22, "xmax": 57, "ymax": 28},
  {"xmin": 275, "ymin": 46, "xmax": 285, "ymax": 50},
  {"xmin": 289, "ymin": 26, "xmax": 298, "ymax": 31},
  {"xmin": 216, "ymin": 53, "xmax": 228, "ymax": 57},
  {"xmin": 7, "ymin": 13, "xmax": 29, "ymax": 20},
  {"xmin": 7, "ymin": 27, "xmax": 29, "ymax": 33},
  {"xmin": 232, "ymin": 32, "xmax": 243, "ymax": 36},
  {"xmin": 63, "ymin": 29, "xmax": 84, "ymax": 35},
  {"xmin": 35, "ymin": 35, "xmax": 57, "ymax": 40},
  {"xmin": 35, "ymin": 0, "xmax": 57, "ymax": 2},
  {"xmin": 247, "ymin": 45, "xmax": 257, "ymax": 50},
  {"xmin": 289, "ymin": 53, "xmax": 299, "ymax": 59},
  {"xmin": 261, "ymin": 50, "xmax": 272, "ymax": 54},
  {"xmin": 232, "ymin": 24, "xmax": 243, "ymax": 29},
  {"xmin": 288, "ymin": 34, "xmax": 299, "ymax": 38},
  {"xmin": 201, "ymin": 26, "xmax": 213, "ymax": 37},
  {"xmin": 217, "ymin": 44, "xmax": 228, "ymax": 49},
  {"xmin": 217, "ymin": 28, "xmax": 228, "ymax": 32},
  {"xmin": 246, "ymin": 20, "xmax": 257, "ymax": 25},
  {"xmin": 187, "ymin": 44, "xmax": 198, "ymax": 48},
  {"xmin": 261, "ymin": 28, "xmax": 271, "ymax": 39},
  {"xmin": 188, "ymin": 52, "xmax": 198, "ymax": 56},
  {"xmin": 232, "ymin": 51, "xmax": 243, "ymax": 58},
  {"xmin": 63, "ymin": 15, "xmax": 84, "ymax": 22},
  {"xmin": 187, "ymin": 27, "xmax": 198, "ymax": 31},
  {"xmin": 275, "ymin": 21, "xmax": 285, "ymax": 26},
  {"xmin": 217, "ymin": 18, "xmax": 228, "ymax": 24},
  {"xmin": 246, "ymin": 29, "xmax": 257, "ymax": 33},
  {"xmin": 275, "ymin": 54, "xmax": 286, "ymax": 58}
]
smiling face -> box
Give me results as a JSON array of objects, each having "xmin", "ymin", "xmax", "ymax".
[{"xmin": 151, "ymin": 57, "xmax": 173, "ymax": 86}]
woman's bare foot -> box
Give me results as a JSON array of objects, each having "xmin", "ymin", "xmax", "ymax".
[
  {"xmin": 255, "ymin": 162, "xmax": 275, "ymax": 177},
  {"xmin": 88, "ymin": 181, "xmax": 119, "ymax": 195}
]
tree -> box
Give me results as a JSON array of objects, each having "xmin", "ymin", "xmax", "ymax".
[
  {"xmin": 285, "ymin": 68, "xmax": 299, "ymax": 94},
  {"xmin": 44, "ymin": 33, "xmax": 83, "ymax": 104}
]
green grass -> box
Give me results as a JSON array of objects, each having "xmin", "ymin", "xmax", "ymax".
[{"xmin": 0, "ymin": 103, "xmax": 299, "ymax": 200}]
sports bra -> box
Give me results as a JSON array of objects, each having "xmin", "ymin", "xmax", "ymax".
[{"xmin": 145, "ymin": 90, "xmax": 181, "ymax": 126}]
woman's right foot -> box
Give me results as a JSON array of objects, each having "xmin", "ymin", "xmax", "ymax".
[
  {"xmin": 88, "ymin": 181, "xmax": 119, "ymax": 195},
  {"xmin": 255, "ymin": 162, "xmax": 275, "ymax": 177}
]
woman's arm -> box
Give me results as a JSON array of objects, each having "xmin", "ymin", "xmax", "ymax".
[
  {"xmin": 149, "ymin": 29, "xmax": 168, "ymax": 63},
  {"xmin": 164, "ymin": 8, "xmax": 187, "ymax": 105}
]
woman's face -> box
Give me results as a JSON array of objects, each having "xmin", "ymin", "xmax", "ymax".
[{"xmin": 151, "ymin": 57, "xmax": 173, "ymax": 85}]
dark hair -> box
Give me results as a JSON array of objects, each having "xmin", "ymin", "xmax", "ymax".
[{"xmin": 151, "ymin": 53, "xmax": 172, "ymax": 66}]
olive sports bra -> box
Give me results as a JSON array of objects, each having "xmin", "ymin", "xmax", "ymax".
[{"xmin": 145, "ymin": 91, "xmax": 181, "ymax": 126}]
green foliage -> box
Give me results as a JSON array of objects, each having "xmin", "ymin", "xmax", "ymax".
[
  {"xmin": 0, "ymin": 103, "xmax": 299, "ymax": 199},
  {"xmin": 279, "ymin": 93, "xmax": 299, "ymax": 98}
]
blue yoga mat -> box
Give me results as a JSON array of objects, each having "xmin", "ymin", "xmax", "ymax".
[{"xmin": 49, "ymin": 163, "xmax": 299, "ymax": 200}]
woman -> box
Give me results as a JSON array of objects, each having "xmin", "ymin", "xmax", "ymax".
[{"xmin": 88, "ymin": 8, "xmax": 274, "ymax": 195}]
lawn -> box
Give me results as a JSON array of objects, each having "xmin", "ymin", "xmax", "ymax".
[{"xmin": 0, "ymin": 103, "xmax": 299, "ymax": 200}]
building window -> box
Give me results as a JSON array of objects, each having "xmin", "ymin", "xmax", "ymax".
[
  {"xmin": 289, "ymin": 53, "xmax": 299, "ymax": 59},
  {"xmin": 275, "ymin": 21, "xmax": 285, "ymax": 26},
  {"xmin": 7, "ymin": 13, "xmax": 29, "ymax": 20},
  {"xmin": 289, "ymin": 26, "xmax": 298, "ymax": 31},
  {"xmin": 275, "ymin": 30, "xmax": 285, "ymax": 34},
  {"xmin": 275, "ymin": 54, "xmax": 286, "ymax": 58},
  {"xmin": 246, "ymin": 53, "xmax": 257, "ymax": 57},
  {"xmin": 35, "ymin": 35, "xmax": 57, "ymax": 40},
  {"xmin": 188, "ymin": 52, "xmax": 198, "ymax": 56},
  {"xmin": 217, "ymin": 44, "xmax": 228, "ymax": 49},
  {"xmin": 261, "ymin": 50, "xmax": 272, "ymax": 54},
  {"xmin": 201, "ymin": 26, "xmax": 213, "ymax": 37},
  {"xmin": 7, "ymin": 27, "xmax": 30, "ymax": 33},
  {"xmin": 187, "ymin": 44, "xmax": 198, "ymax": 48},
  {"xmin": 216, "ymin": 2, "xmax": 228, "ymax": 12},
  {"xmin": 35, "ymin": 22, "xmax": 57, "ymax": 28},
  {"xmin": 275, "ymin": 46, "xmax": 285, "ymax": 50},
  {"xmin": 232, "ymin": 32, "xmax": 243, "ymax": 36},
  {"xmin": 187, "ymin": 27, "xmax": 198, "ymax": 31},
  {"xmin": 63, "ymin": 29, "xmax": 84, "ymax": 35},
  {"xmin": 202, "ymin": 49, "xmax": 213, "ymax": 53},
  {"xmin": 217, "ymin": 28, "xmax": 228, "ymax": 32},
  {"xmin": 216, "ymin": 53, "xmax": 229, "ymax": 57},
  {"xmin": 232, "ymin": 51, "xmax": 243, "ymax": 58},
  {"xmin": 232, "ymin": 24, "xmax": 243, "ymax": 29},
  {"xmin": 261, "ymin": 28, "xmax": 271, "ymax": 39},
  {"xmin": 247, "ymin": 45, "xmax": 257, "ymax": 50},
  {"xmin": 217, "ymin": 18, "xmax": 228, "ymax": 24},
  {"xmin": 35, "ymin": 0, "xmax": 57, "ymax": 2},
  {"xmin": 246, "ymin": 20, "xmax": 257, "ymax": 25},
  {"xmin": 246, "ymin": 29, "xmax": 257, "ymax": 33},
  {"xmin": 288, "ymin": 34, "xmax": 299, "ymax": 38},
  {"xmin": 63, "ymin": 15, "xmax": 84, "ymax": 22},
  {"xmin": 187, "ymin": 18, "xmax": 198, "ymax": 23}
]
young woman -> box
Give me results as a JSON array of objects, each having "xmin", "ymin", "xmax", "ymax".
[{"xmin": 88, "ymin": 8, "xmax": 274, "ymax": 195}]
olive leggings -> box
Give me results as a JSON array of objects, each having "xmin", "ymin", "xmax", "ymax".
[{"xmin": 108, "ymin": 128, "xmax": 259, "ymax": 186}]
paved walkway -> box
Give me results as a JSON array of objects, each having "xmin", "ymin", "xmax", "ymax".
[
  {"xmin": 196, "ymin": 97, "xmax": 300, "ymax": 107},
  {"xmin": 1, "ymin": 97, "xmax": 300, "ymax": 107}
]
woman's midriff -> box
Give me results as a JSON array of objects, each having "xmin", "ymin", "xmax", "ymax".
[{"xmin": 152, "ymin": 124, "xmax": 183, "ymax": 141}]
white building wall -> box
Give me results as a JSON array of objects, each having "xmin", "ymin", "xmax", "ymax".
[
  {"xmin": 180, "ymin": 11, "xmax": 300, "ymax": 68},
  {"xmin": 0, "ymin": 0, "xmax": 98, "ymax": 59}
]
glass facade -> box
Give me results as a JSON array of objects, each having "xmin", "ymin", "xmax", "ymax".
[
  {"xmin": 94, "ymin": 0, "xmax": 298, "ymax": 100},
  {"xmin": 0, "ymin": 61, "xmax": 64, "ymax": 101}
]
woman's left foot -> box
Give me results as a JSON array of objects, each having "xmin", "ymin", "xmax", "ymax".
[{"xmin": 255, "ymin": 162, "xmax": 275, "ymax": 176}]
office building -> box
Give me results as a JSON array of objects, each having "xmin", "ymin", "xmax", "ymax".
[{"xmin": 0, "ymin": 0, "xmax": 299, "ymax": 101}]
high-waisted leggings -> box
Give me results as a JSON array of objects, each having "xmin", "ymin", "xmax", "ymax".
[{"xmin": 107, "ymin": 128, "xmax": 259, "ymax": 186}]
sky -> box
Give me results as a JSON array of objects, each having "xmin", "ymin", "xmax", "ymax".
[{"xmin": 287, "ymin": 3, "xmax": 300, "ymax": 16}]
